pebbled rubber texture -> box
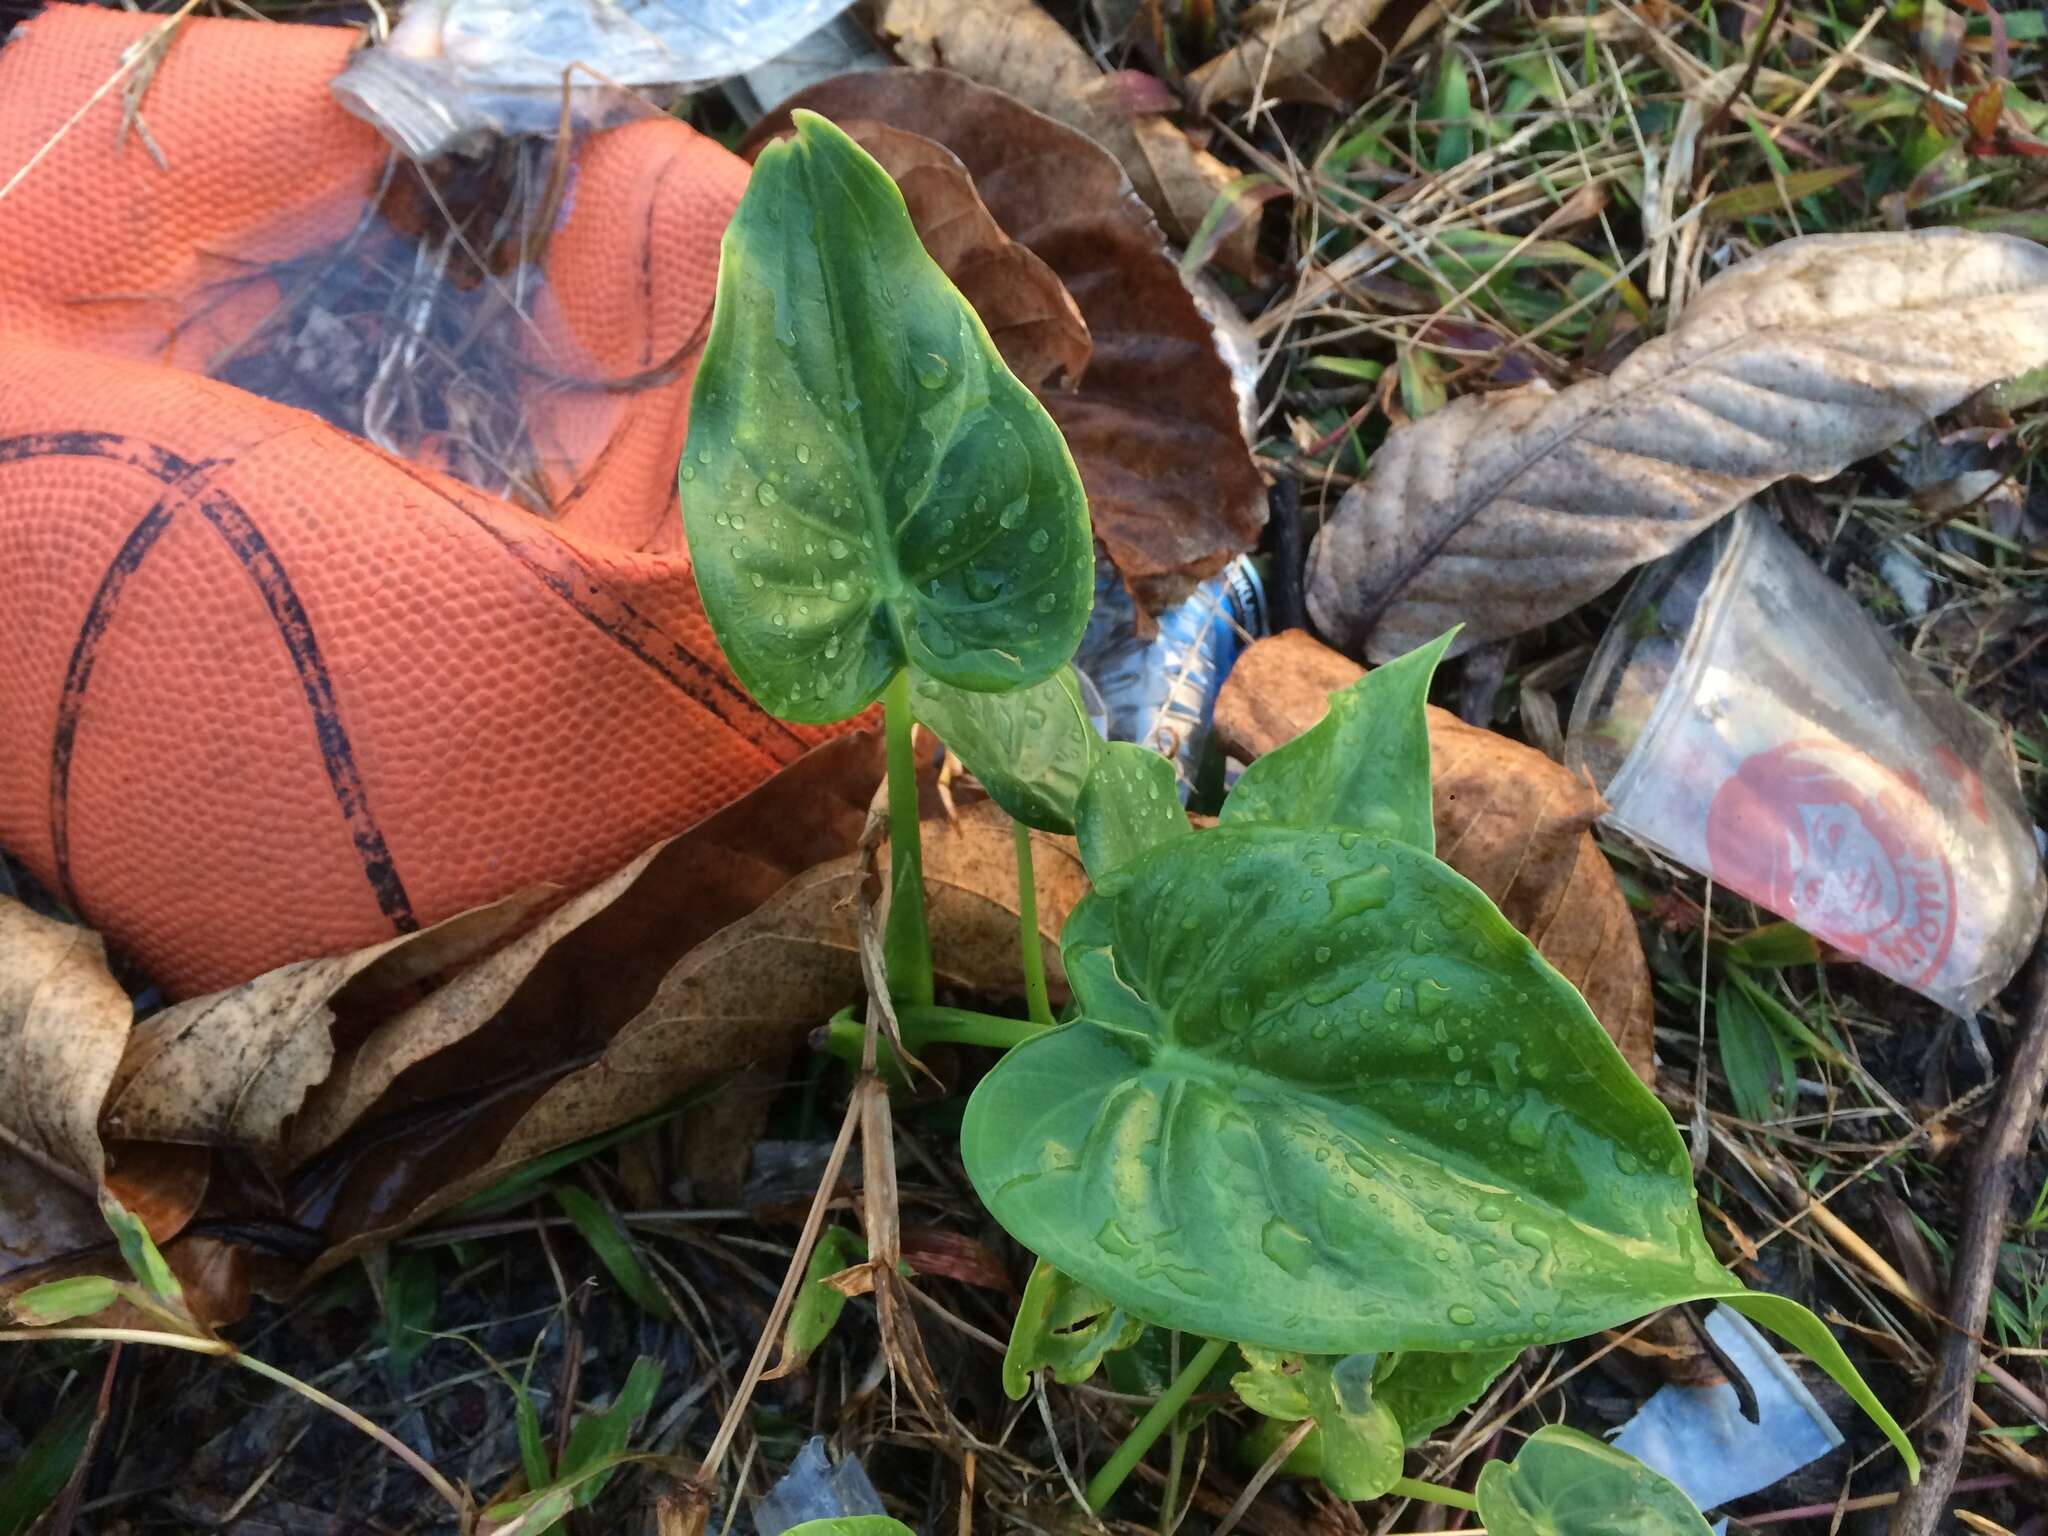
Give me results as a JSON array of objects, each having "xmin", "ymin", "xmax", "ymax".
[{"xmin": 0, "ymin": 7, "xmax": 848, "ymax": 996}]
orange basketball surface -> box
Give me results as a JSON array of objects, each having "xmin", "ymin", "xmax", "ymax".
[{"xmin": 0, "ymin": 6, "xmax": 847, "ymax": 996}]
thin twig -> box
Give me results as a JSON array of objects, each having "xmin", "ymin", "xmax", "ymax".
[{"xmin": 1890, "ymin": 931, "xmax": 2048, "ymax": 1536}]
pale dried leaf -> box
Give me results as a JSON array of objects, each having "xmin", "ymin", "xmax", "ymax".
[
  {"xmin": 1214, "ymin": 631, "xmax": 1653, "ymax": 1083},
  {"xmin": 308, "ymin": 801, "xmax": 1086, "ymax": 1272},
  {"xmin": 1189, "ymin": 0, "xmax": 1448, "ymax": 109},
  {"xmin": 841, "ymin": 118, "xmax": 1091, "ymax": 388},
  {"xmin": 100, "ymin": 894, "xmax": 545, "ymax": 1167},
  {"xmin": 0, "ymin": 902, "xmax": 130, "ymax": 1185},
  {"xmin": 874, "ymin": 0, "xmax": 1262, "ymax": 277},
  {"xmin": 1306, "ymin": 229, "xmax": 2048, "ymax": 660}
]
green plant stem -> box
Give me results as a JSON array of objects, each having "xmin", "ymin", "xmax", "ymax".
[
  {"xmin": 819, "ymin": 1004, "xmax": 1044, "ymax": 1069},
  {"xmin": 1388, "ymin": 1476, "xmax": 1480, "ymax": 1513},
  {"xmin": 0, "ymin": 1328, "xmax": 469, "ymax": 1517},
  {"xmin": 1085, "ymin": 1336, "xmax": 1229, "ymax": 1511},
  {"xmin": 1013, "ymin": 818, "xmax": 1055, "ymax": 1027},
  {"xmin": 882, "ymin": 670, "xmax": 934, "ymax": 1008}
]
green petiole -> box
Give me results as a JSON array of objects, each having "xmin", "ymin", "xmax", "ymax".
[
  {"xmin": 1014, "ymin": 818, "xmax": 1055, "ymax": 1027},
  {"xmin": 881, "ymin": 669, "xmax": 934, "ymax": 1009},
  {"xmin": 1389, "ymin": 1475, "xmax": 1480, "ymax": 1513},
  {"xmin": 1084, "ymin": 1335, "xmax": 1230, "ymax": 1510}
]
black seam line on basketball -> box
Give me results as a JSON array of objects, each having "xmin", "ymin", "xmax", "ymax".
[
  {"xmin": 0, "ymin": 429, "xmax": 196, "ymax": 482},
  {"xmin": 466, "ymin": 515, "xmax": 808, "ymax": 759},
  {"xmin": 370, "ymin": 452, "xmax": 807, "ymax": 757},
  {"xmin": 189, "ymin": 487, "xmax": 420, "ymax": 934},
  {"xmin": 6, "ymin": 431, "xmax": 215, "ymax": 908}
]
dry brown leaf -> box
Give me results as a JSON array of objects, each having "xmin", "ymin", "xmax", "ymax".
[
  {"xmin": 309, "ymin": 801, "xmax": 1087, "ymax": 1272},
  {"xmin": 1188, "ymin": 0, "xmax": 1448, "ymax": 109},
  {"xmin": 874, "ymin": 0, "xmax": 1263, "ymax": 278},
  {"xmin": 101, "ymin": 894, "xmax": 548, "ymax": 1168},
  {"xmin": 1305, "ymin": 229, "xmax": 2048, "ymax": 661},
  {"xmin": 0, "ymin": 901, "xmax": 213, "ymax": 1285},
  {"xmin": 750, "ymin": 70, "xmax": 1267, "ymax": 611},
  {"xmin": 0, "ymin": 902, "xmax": 131, "ymax": 1189},
  {"xmin": 841, "ymin": 118, "xmax": 1091, "ymax": 388},
  {"xmin": 1213, "ymin": 630, "xmax": 1654, "ymax": 1083}
]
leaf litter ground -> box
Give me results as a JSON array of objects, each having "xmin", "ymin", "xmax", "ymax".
[{"xmin": 6, "ymin": 1, "xmax": 2048, "ymax": 1534}]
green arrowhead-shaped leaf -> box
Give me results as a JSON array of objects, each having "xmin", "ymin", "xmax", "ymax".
[
  {"xmin": 912, "ymin": 668, "xmax": 1097, "ymax": 834},
  {"xmin": 1002, "ymin": 1258, "xmax": 1146, "ymax": 1399},
  {"xmin": 963, "ymin": 824, "xmax": 1729, "ymax": 1354},
  {"xmin": 683, "ymin": 111, "xmax": 1093, "ymax": 722},
  {"xmin": 1475, "ymin": 1426, "xmax": 1711, "ymax": 1536},
  {"xmin": 1220, "ymin": 630, "xmax": 1454, "ymax": 850},
  {"xmin": 1075, "ymin": 742, "xmax": 1189, "ymax": 884},
  {"xmin": 1374, "ymin": 1347, "xmax": 1519, "ymax": 1446}
]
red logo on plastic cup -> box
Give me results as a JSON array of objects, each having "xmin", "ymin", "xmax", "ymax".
[{"xmin": 1704, "ymin": 740, "xmax": 1957, "ymax": 986}]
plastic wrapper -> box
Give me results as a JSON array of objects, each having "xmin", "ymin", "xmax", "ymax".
[
  {"xmin": 752, "ymin": 1436, "xmax": 885, "ymax": 1536},
  {"xmin": 1610, "ymin": 1305, "xmax": 1841, "ymax": 1514},
  {"xmin": 1566, "ymin": 506, "xmax": 2045, "ymax": 1015},
  {"xmin": 333, "ymin": 0, "xmax": 865, "ymax": 157},
  {"xmin": 1077, "ymin": 554, "xmax": 1268, "ymax": 800}
]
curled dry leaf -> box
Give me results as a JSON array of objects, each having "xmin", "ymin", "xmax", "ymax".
[
  {"xmin": 0, "ymin": 903, "xmax": 130, "ymax": 1189},
  {"xmin": 310, "ymin": 800, "xmax": 1087, "ymax": 1272},
  {"xmin": 1189, "ymin": 0, "xmax": 1449, "ymax": 110},
  {"xmin": 1213, "ymin": 630, "xmax": 1654, "ymax": 1083},
  {"xmin": 103, "ymin": 895, "xmax": 546, "ymax": 1169},
  {"xmin": 749, "ymin": 70, "xmax": 1266, "ymax": 611},
  {"xmin": 0, "ymin": 900, "xmax": 211, "ymax": 1288},
  {"xmin": 874, "ymin": 0, "xmax": 1263, "ymax": 279},
  {"xmin": 843, "ymin": 118, "xmax": 1091, "ymax": 389},
  {"xmin": 1306, "ymin": 229, "xmax": 2048, "ymax": 661}
]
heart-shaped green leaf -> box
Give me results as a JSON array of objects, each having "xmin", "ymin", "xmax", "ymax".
[
  {"xmin": 1075, "ymin": 741, "xmax": 1190, "ymax": 884},
  {"xmin": 1002, "ymin": 1258, "xmax": 1146, "ymax": 1399},
  {"xmin": 962, "ymin": 823, "xmax": 1919, "ymax": 1475},
  {"xmin": 683, "ymin": 112, "xmax": 1094, "ymax": 723},
  {"xmin": 1475, "ymin": 1426, "xmax": 1711, "ymax": 1536},
  {"xmin": 912, "ymin": 668, "xmax": 1097, "ymax": 834},
  {"xmin": 1220, "ymin": 630, "xmax": 1454, "ymax": 850},
  {"xmin": 965, "ymin": 823, "xmax": 1726, "ymax": 1355}
]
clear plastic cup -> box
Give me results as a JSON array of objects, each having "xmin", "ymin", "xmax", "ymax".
[{"xmin": 1565, "ymin": 505, "xmax": 2045, "ymax": 1016}]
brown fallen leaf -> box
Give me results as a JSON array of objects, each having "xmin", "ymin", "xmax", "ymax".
[
  {"xmin": 843, "ymin": 118, "xmax": 1091, "ymax": 389},
  {"xmin": 750, "ymin": 70, "xmax": 1267, "ymax": 612},
  {"xmin": 1213, "ymin": 630, "xmax": 1654, "ymax": 1083},
  {"xmin": 1305, "ymin": 228, "xmax": 2048, "ymax": 661},
  {"xmin": 0, "ymin": 903, "xmax": 132, "ymax": 1191},
  {"xmin": 103, "ymin": 895, "xmax": 546, "ymax": 1170},
  {"xmin": 1188, "ymin": 0, "xmax": 1448, "ymax": 110},
  {"xmin": 308, "ymin": 801, "xmax": 1087, "ymax": 1273},
  {"xmin": 874, "ymin": 0, "xmax": 1264, "ymax": 279}
]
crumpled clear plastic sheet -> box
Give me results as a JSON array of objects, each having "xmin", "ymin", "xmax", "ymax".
[
  {"xmin": 752, "ymin": 1436, "xmax": 885, "ymax": 1536},
  {"xmin": 1566, "ymin": 505, "xmax": 2046, "ymax": 1016},
  {"xmin": 1610, "ymin": 1305, "xmax": 1842, "ymax": 1516},
  {"xmin": 333, "ymin": 0, "xmax": 864, "ymax": 157}
]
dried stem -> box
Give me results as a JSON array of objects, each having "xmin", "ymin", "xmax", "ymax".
[{"xmin": 1890, "ymin": 930, "xmax": 2048, "ymax": 1536}]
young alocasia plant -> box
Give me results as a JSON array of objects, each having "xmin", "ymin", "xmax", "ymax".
[
  {"xmin": 683, "ymin": 110, "xmax": 1094, "ymax": 1001},
  {"xmin": 678, "ymin": 105, "xmax": 1915, "ymax": 1533},
  {"xmin": 960, "ymin": 639, "xmax": 1918, "ymax": 1491}
]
